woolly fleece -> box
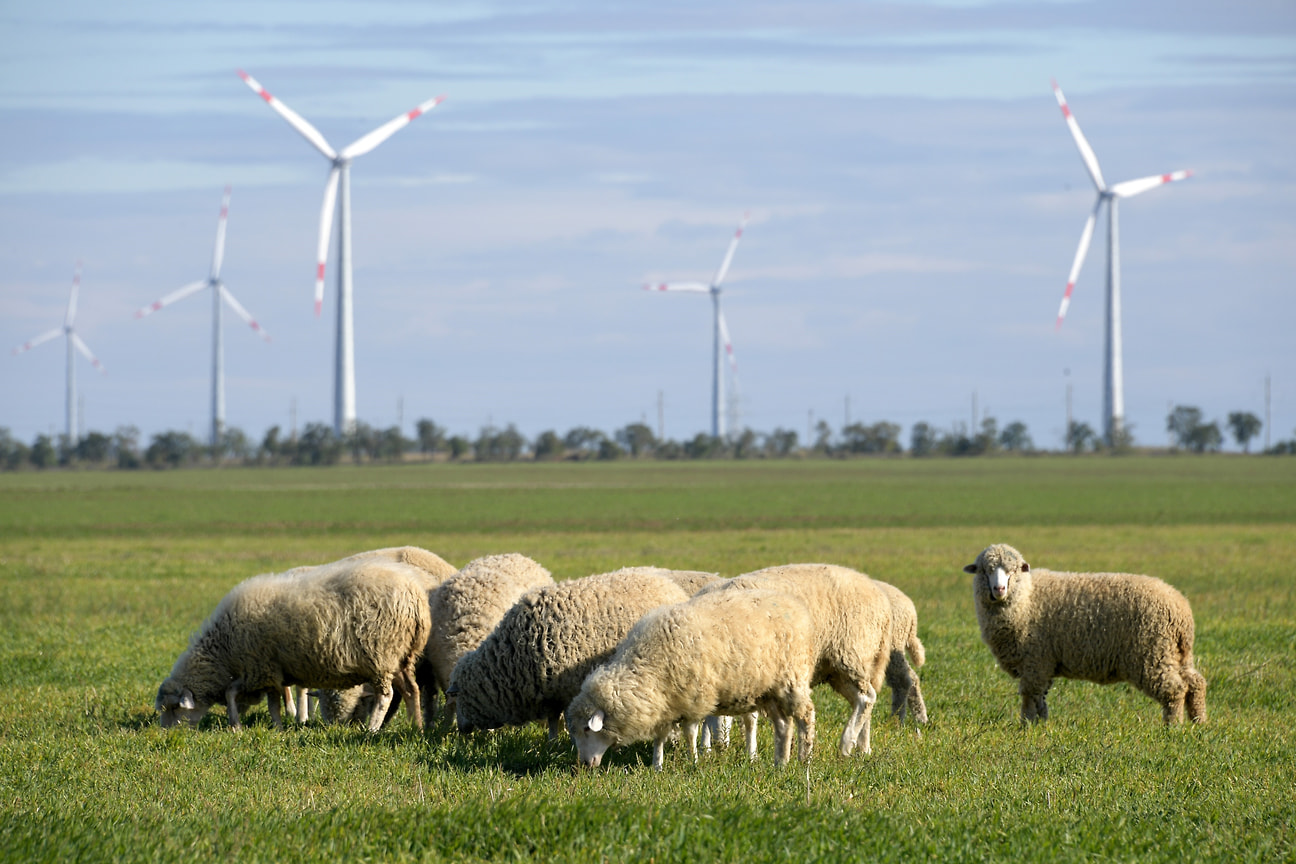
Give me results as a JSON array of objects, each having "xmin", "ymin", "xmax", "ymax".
[
  {"xmin": 451, "ymin": 569, "xmax": 691, "ymax": 736},
  {"xmin": 965, "ymin": 543, "xmax": 1207, "ymax": 724},
  {"xmin": 566, "ymin": 588, "xmax": 818, "ymax": 770}
]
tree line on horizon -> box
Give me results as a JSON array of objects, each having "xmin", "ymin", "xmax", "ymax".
[{"xmin": 0, "ymin": 406, "xmax": 1283, "ymax": 471}]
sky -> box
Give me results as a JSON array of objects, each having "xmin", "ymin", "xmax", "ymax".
[{"xmin": 2, "ymin": 0, "xmax": 1294, "ymax": 451}]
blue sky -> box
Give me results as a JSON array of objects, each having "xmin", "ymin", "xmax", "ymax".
[{"xmin": 2, "ymin": 0, "xmax": 1294, "ymax": 449}]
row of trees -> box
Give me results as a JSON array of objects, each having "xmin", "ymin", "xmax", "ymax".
[{"xmin": 0, "ymin": 405, "xmax": 1286, "ymax": 470}]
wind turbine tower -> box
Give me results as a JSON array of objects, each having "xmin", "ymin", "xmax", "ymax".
[
  {"xmin": 135, "ymin": 187, "xmax": 271, "ymax": 447},
  {"xmin": 1051, "ymin": 80, "xmax": 1191, "ymax": 444},
  {"xmin": 238, "ymin": 70, "xmax": 444, "ymax": 434},
  {"xmin": 645, "ymin": 213, "xmax": 748, "ymax": 439},
  {"xmin": 12, "ymin": 263, "xmax": 105, "ymax": 445}
]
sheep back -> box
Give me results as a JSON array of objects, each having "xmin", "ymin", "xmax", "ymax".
[{"xmin": 426, "ymin": 553, "xmax": 554, "ymax": 694}]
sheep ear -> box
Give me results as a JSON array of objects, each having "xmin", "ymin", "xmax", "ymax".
[
  {"xmin": 1021, "ymin": 562, "xmax": 1030, "ymax": 573},
  {"xmin": 588, "ymin": 710, "xmax": 604, "ymax": 733},
  {"xmin": 962, "ymin": 564, "xmax": 978, "ymax": 574},
  {"xmin": 446, "ymin": 685, "xmax": 459, "ymax": 697},
  {"xmin": 179, "ymin": 689, "xmax": 196, "ymax": 710}
]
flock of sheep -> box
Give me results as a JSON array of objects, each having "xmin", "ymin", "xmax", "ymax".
[{"xmin": 155, "ymin": 543, "xmax": 1206, "ymax": 769}]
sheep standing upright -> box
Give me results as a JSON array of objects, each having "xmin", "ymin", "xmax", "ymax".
[
  {"xmin": 567, "ymin": 588, "xmax": 818, "ymax": 770},
  {"xmin": 700, "ymin": 563, "xmax": 892, "ymax": 756},
  {"xmin": 965, "ymin": 543, "xmax": 1207, "ymax": 725},
  {"xmin": 449, "ymin": 569, "xmax": 692, "ymax": 738},
  {"xmin": 425, "ymin": 553, "xmax": 555, "ymax": 722},
  {"xmin": 155, "ymin": 559, "xmax": 431, "ymax": 732},
  {"xmin": 875, "ymin": 580, "xmax": 928, "ymax": 725}
]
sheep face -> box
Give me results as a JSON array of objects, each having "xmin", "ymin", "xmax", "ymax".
[
  {"xmin": 965, "ymin": 544, "xmax": 1030, "ymax": 605},
  {"xmin": 155, "ymin": 680, "xmax": 209, "ymax": 729},
  {"xmin": 566, "ymin": 707, "xmax": 616, "ymax": 769}
]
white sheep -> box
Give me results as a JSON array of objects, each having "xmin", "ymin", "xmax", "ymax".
[
  {"xmin": 425, "ymin": 553, "xmax": 555, "ymax": 722},
  {"xmin": 312, "ymin": 546, "xmax": 459, "ymax": 726},
  {"xmin": 449, "ymin": 569, "xmax": 693, "ymax": 738},
  {"xmin": 566, "ymin": 588, "xmax": 818, "ymax": 770},
  {"xmin": 965, "ymin": 543, "xmax": 1207, "ymax": 725},
  {"xmin": 698, "ymin": 563, "xmax": 891, "ymax": 756},
  {"xmin": 155, "ymin": 559, "xmax": 431, "ymax": 732},
  {"xmin": 876, "ymin": 580, "xmax": 928, "ymax": 725}
]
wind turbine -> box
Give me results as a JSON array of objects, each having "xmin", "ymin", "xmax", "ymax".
[
  {"xmin": 12, "ymin": 263, "xmax": 105, "ymax": 445},
  {"xmin": 644, "ymin": 213, "xmax": 748, "ymax": 439},
  {"xmin": 1051, "ymin": 80, "xmax": 1191, "ymax": 444},
  {"xmin": 135, "ymin": 186, "xmax": 271, "ymax": 448},
  {"xmin": 238, "ymin": 70, "xmax": 445, "ymax": 435}
]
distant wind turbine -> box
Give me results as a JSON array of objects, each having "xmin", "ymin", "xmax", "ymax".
[
  {"xmin": 644, "ymin": 213, "xmax": 748, "ymax": 439},
  {"xmin": 238, "ymin": 70, "xmax": 444, "ymax": 435},
  {"xmin": 12, "ymin": 263, "xmax": 105, "ymax": 445},
  {"xmin": 1051, "ymin": 80, "xmax": 1191, "ymax": 444},
  {"xmin": 135, "ymin": 186, "xmax": 270, "ymax": 447}
]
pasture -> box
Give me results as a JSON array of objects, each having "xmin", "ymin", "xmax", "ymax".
[{"xmin": 1, "ymin": 457, "xmax": 1293, "ymax": 862}]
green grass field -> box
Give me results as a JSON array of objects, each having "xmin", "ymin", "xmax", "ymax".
[{"xmin": 2, "ymin": 457, "xmax": 1293, "ymax": 862}]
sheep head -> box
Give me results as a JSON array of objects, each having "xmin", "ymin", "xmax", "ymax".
[
  {"xmin": 155, "ymin": 678, "xmax": 210, "ymax": 729},
  {"xmin": 965, "ymin": 544, "xmax": 1030, "ymax": 604},
  {"xmin": 565, "ymin": 697, "xmax": 617, "ymax": 769}
]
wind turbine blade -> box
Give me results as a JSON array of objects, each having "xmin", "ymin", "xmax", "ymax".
[
  {"xmin": 238, "ymin": 70, "xmax": 338, "ymax": 161},
  {"xmin": 712, "ymin": 212, "xmax": 750, "ymax": 288},
  {"xmin": 135, "ymin": 280, "xmax": 207, "ymax": 319},
  {"xmin": 1110, "ymin": 169, "xmax": 1192, "ymax": 199},
  {"xmin": 340, "ymin": 95, "xmax": 446, "ymax": 160},
  {"xmin": 71, "ymin": 333, "xmax": 105, "ymax": 373},
  {"xmin": 315, "ymin": 166, "xmax": 341, "ymax": 316},
  {"xmin": 220, "ymin": 286, "xmax": 272, "ymax": 342},
  {"xmin": 65, "ymin": 263, "xmax": 82, "ymax": 328},
  {"xmin": 13, "ymin": 327, "xmax": 63, "ymax": 355},
  {"xmin": 1056, "ymin": 198, "xmax": 1101, "ymax": 330},
  {"xmin": 718, "ymin": 309, "xmax": 738, "ymax": 375},
  {"xmin": 644, "ymin": 281, "xmax": 710, "ymax": 293},
  {"xmin": 210, "ymin": 185, "xmax": 232, "ymax": 281},
  {"xmin": 1051, "ymin": 79, "xmax": 1107, "ymax": 192}
]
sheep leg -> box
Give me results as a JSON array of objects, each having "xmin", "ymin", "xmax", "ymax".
[
  {"xmin": 282, "ymin": 686, "xmax": 297, "ymax": 721},
  {"xmin": 547, "ymin": 714, "xmax": 563, "ymax": 741},
  {"xmin": 742, "ymin": 712, "xmax": 759, "ymax": 761},
  {"xmin": 699, "ymin": 716, "xmax": 716, "ymax": 752},
  {"xmin": 851, "ymin": 684, "xmax": 877, "ymax": 756},
  {"xmin": 267, "ymin": 687, "xmax": 285, "ymax": 731},
  {"xmin": 652, "ymin": 737, "xmax": 666, "ymax": 771},
  {"xmin": 907, "ymin": 675, "xmax": 928, "ymax": 726},
  {"xmin": 225, "ymin": 681, "xmax": 243, "ymax": 731},
  {"xmin": 836, "ymin": 681, "xmax": 876, "ymax": 756},
  {"xmin": 884, "ymin": 650, "xmax": 913, "ymax": 720},
  {"xmin": 768, "ymin": 709, "xmax": 792, "ymax": 768},
  {"xmin": 367, "ymin": 682, "xmax": 396, "ymax": 733},
  {"xmin": 293, "ymin": 687, "xmax": 311, "ymax": 723},
  {"xmin": 1185, "ymin": 668, "xmax": 1207, "ymax": 723},
  {"xmin": 1019, "ymin": 684, "xmax": 1049, "ymax": 724},
  {"xmin": 395, "ymin": 668, "xmax": 424, "ymax": 732},
  {"xmin": 793, "ymin": 695, "xmax": 816, "ymax": 763},
  {"xmin": 684, "ymin": 720, "xmax": 700, "ymax": 763}
]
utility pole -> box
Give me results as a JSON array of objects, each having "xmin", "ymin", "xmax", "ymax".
[
  {"xmin": 971, "ymin": 391, "xmax": 978, "ymax": 433},
  {"xmin": 845, "ymin": 395, "xmax": 851, "ymax": 428},
  {"xmin": 1265, "ymin": 373, "xmax": 1271, "ymax": 452},
  {"xmin": 657, "ymin": 390, "xmax": 664, "ymax": 441}
]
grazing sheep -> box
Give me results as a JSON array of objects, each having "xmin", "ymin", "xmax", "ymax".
[
  {"xmin": 965, "ymin": 543, "xmax": 1207, "ymax": 725},
  {"xmin": 155, "ymin": 559, "xmax": 431, "ymax": 732},
  {"xmin": 450, "ymin": 569, "xmax": 692, "ymax": 738},
  {"xmin": 699, "ymin": 564, "xmax": 891, "ymax": 755},
  {"xmin": 567, "ymin": 588, "xmax": 818, "ymax": 770},
  {"xmin": 426, "ymin": 553, "xmax": 555, "ymax": 722},
  {"xmin": 876, "ymin": 580, "xmax": 929, "ymax": 725},
  {"xmin": 313, "ymin": 546, "xmax": 459, "ymax": 726}
]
